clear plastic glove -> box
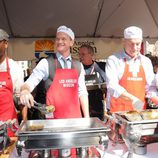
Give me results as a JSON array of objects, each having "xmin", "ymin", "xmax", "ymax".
[
  {"xmin": 132, "ymin": 97, "xmax": 144, "ymax": 111},
  {"xmin": 20, "ymin": 89, "xmax": 34, "ymax": 108}
]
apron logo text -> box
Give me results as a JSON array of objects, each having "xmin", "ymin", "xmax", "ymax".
[
  {"xmin": 59, "ymin": 79, "xmax": 77, "ymax": 88},
  {"xmin": 127, "ymin": 77, "xmax": 143, "ymax": 81}
]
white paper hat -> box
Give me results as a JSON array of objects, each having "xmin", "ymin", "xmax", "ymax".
[
  {"xmin": 57, "ymin": 25, "xmax": 75, "ymax": 40},
  {"xmin": 0, "ymin": 29, "xmax": 9, "ymax": 41},
  {"xmin": 124, "ymin": 26, "xmax": 143, "ymax": 39}
]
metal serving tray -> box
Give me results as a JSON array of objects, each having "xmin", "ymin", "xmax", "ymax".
[
  {"xmin": 16, "ymin": 117, "xmax": 109, "ymax": 135},
  {"xmin": 16, "ymin": 118, "xmax": 110, "ymax": 151},
  {"xmin": 114, "ymin": 110, "xmax": 158, "ymax": 136}
]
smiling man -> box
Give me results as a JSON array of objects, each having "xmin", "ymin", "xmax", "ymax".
[
  {"xmin": 20, "ymin": 26, "xmax": 90, "ymax": 157},
  {"xmin": 105, "ymin": 26, "xmax": 158, "ymax": 112},
  {"xmin": 20, "ymin": 25, "xmax": 89, "ymax": 119}
]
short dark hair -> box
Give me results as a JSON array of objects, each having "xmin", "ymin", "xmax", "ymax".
[{"xmin": 79, "ymin": 44, "xmax": 94, "ymax": 56}]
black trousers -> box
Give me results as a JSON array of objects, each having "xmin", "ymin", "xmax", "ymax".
[{"xmin": 88, "ymin": 89, "xmax": 104, "ymax": 120}]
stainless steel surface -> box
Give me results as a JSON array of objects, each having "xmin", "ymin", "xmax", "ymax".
[
  {"xmin": 16, "ymin": 118, "xmax": 109, "ymax": 135},
  {"xmin": 16, "ymin": 117, "xmax": 110, "ymax": 157},
  {"xmin": 106, "ymin": 109, "xmax": 158, "ymax": 157},
  {"xmin": 58, "ymin": 148, "xmax": 71, "ymax": 157},
  {"xmin": 0, "ymin": 122, "xmax": 8, "ymax": 153},
  {"xmin": 134, "ymin": 143, "xmax": 147, "ymax": 155},
  {"xmin": 114, "ymin": 110, "xmax": 158, "ymax": 136},
  {"xmin": 0, "ymin": 119, "xmax": 17, "ymax": 154}
]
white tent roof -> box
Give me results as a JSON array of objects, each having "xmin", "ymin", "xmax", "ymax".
[{"xmin": 0, "ymin": 0, "xmax": 158, "ymax": 39}]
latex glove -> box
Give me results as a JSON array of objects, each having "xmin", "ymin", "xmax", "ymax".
[
  {"xmin": 20, "ymin": 89, "xmax": 34, "ymax": 108},
  {"xmin": 132, "ymin": 97, "xmax": 144, "ymax": 111}
]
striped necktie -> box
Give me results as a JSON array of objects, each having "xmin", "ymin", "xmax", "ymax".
[{"xmin": 61, "ymin": 57, "xmax": 68, "ymax": 69}]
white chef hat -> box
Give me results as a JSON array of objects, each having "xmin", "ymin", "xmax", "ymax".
[
  {"xmin": 0, "ymin": 29, "xmax": 9, "ymax": 41},
  {"xmin": 57, "ymin": 25, "xmax": 75, "ymax": 40},
  {"xmin": 124, "ymin": 26, "xmax": 143, "ymax": 40}
]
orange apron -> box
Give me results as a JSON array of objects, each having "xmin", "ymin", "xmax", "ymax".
[
  {"xmin": 0, "ymin": 57, "xmax": 17, "ymax": 137},
  {"xmin": 110, "ymin": 58, "xmax": 146, "ymax": 112}
]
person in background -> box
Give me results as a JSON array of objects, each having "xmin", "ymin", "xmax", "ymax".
[
  {"xmin": 145, "ymin": 54, "xmax": 158, "ymax": 74},
  {"xmin": 145, "ymin": 54, "xmax": 158, "ymax": 87},
  {"xmin": 145, "ymin": 54, "xmax": 158, "ymax": 108},
  {"xmin": 28, "ymin": 57, "xmax": 46, "ymax": 120},
  {"xmin": 79, "ymin": 44, "xmax": 106, "ymax": 120},
  {"xmin": 24, "ymin": 68, "xmax": 31, "ymax": 81},
  {"xmin": 33, "ymin": 57, "xmax": 46, "ymax": 104},
  {"xmin": 152, "ymin": 56, "xmax": 158, "ymax": 89},
  {"xmin": 0, "ymin": 29, "xmax": 26, "ymax": 137},
  {"xmin": 105, "ymin": 26, "xmax": 158, "ymax": 112}
]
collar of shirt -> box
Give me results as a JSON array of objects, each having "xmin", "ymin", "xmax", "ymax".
[
  {"xmin": 123, "ymin": 51, "xmax": 141, "ymax": 63},
  {"xmin": 56, "ymin": 52, "xmax": 72, "ymax": 68},
  {"xmin": 56, "ymin": 52, "xmax": 72, "ymax": 61}
]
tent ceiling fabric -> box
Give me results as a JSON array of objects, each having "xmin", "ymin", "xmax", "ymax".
[{"xmin": 0, "ymin": 0, "xmax": 158, "ymax": 39}]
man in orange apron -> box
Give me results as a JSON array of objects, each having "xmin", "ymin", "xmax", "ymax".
[
  {"xmin": 20, "ymin": 26, "xmax": 89, "ymax": 157},
  {"xmin": 0, "ymin": 29, "xmax": 25, "ymax": 137},
  {"xmin": 106, "ymin": 26, "xmax": 158, "ymax": 112}
]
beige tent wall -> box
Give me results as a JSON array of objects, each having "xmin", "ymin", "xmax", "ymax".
[
  {"xmin": 8, "ymin": 38, "xmax": 38, "ymax": 61},
  {"xmin": 7, "ymin": 38, "xmax": 157, "ymax": 61},
  {"xmin": 7, "ymin": 38, "xmax": 123, "ymax": 61},
  {"xmin": 72, "ymin": 38, "xmax": 123, "ymax": 60}
]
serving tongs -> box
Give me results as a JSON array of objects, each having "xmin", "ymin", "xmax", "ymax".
[
  {"xmin": 0, "ymin": 119, "xmax": 18, "ymax": 154},
  {"xmin": 33, "ymin": 101, "xmax": 54, "ymax": 114}
]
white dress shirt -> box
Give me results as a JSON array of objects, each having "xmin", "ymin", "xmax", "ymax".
[
  {"xmin": 0, "ymin": 58, "xmax": 24, "ymax": 94},
  {"xmin": 26, "ymin": 52, "xmax": 88, "ymax": 97},
  {"xmin": 155, "ymin": 73, "xmax": 158, "ymax": 89}
]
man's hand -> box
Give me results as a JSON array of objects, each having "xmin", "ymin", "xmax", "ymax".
[
  {"xmin": 20, "ymin": 89, "xmax": 34, "ymax": 108},
  {"xmin": 132, "ymin": 97, "xmax": 144, "ymax": 110}
]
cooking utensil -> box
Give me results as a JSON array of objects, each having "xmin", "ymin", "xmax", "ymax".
[
  {"xmin": 0, "ymin": 119, "xmax": 18, "ymax": 154},
  {"xmin": 33, "ymin": 101, "xmax": 54, "ymax": 114}
]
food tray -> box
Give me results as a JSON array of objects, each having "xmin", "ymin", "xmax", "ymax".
[
  {"xmin": 116, "ymin": 109, "xmax": 158, "ymax": 122},
  {"xmin": 16, "ymin": 117, "xmax": 110, "ymax": 135},
  {"xmin": 16, "ymin": 118, "xmax": 110, "ymax": 151},
  {"xmin": 114, "ymin": 110, "xmax": 158, "ymax": 136}
]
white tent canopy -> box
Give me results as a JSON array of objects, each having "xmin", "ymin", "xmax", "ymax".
[{"xmin": 0, "ymin": 0, "xmax": 158, "ymax": 39}]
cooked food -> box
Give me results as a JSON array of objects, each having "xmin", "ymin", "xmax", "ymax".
[
  {"xmin": 123, "ymin": 110, "xmax": 143, "ymax": 121},
  {"xmin": 141, "ymin": 109, "xmax": 158, "ymax": 120},
  {"xmin": 46, "ymin": 105, "xmax": 55, "ymax": 113},
  {"xmin": 28, "ymin": 124, "xmax": 44, "ymax": 131}
]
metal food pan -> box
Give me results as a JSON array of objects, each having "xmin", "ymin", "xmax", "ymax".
[
  {"xmin": 114, "ymin": 112, "xmax": 158, "ymax": 135},
  {"xmin": 16, "ymin": 117, "xmax": 109, "ymax": 135},
  {"xmin": 140, "ymin": 109, "xmax": 158, "ymax": 120},
  {"xmin": 115, "ymin": 109, "xmax": 158, "ymax": 123}
]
